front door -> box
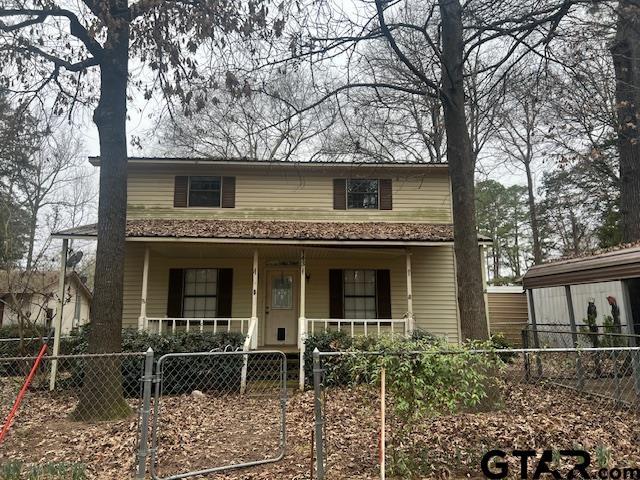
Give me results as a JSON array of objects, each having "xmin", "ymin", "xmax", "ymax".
[{"xmin": 265, "ymin": 269, "xmax": 298, "ymax": 345}]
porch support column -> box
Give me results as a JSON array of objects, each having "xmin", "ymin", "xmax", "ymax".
[
  {"xmin": 405, "ymin": 248, "xmax": 415, "ymax": 334},
  {"xmin": 138, "ymin": 246, "xmax": 150, "ymax": 331},
  {"xmin": 50, "ymin": 238, "xmax": 68, "ymax": 391},
  {"xmin": 298, "ymin": 250, "xmax": 307, "ymax": 391},
  {"xmin": 480, "ymin": 245, "xmax": 490, "ymax": 335},
  {"xmin": 250, "ymin": 249, "xmax": 259, "ymax": 349}
]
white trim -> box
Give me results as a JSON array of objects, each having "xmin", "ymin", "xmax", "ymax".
[
  {"xmin": 486, "ymin": 285, "xmax": 524, "ymax": 294},
  {"xmin": 405, "ymin": 248, "xmax": 414, "ymax": 332},
  {"xmin": 138, "ymin": 246, "xmax": 150, "ymax": 331},
  {"xmin": 89, "ymin": 157, "xmax": 451, "ymax": 170}
]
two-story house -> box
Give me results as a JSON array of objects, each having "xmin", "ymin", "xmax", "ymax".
[{"xmin": 53, "ymin": 157, "xmax": 491, "ymax": 385}]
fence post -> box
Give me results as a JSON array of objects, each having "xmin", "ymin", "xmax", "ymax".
[
  {"xmin": 313, "ymin": 348, "xmax": 325, "ymax": 480},
  {"xmin": 613, "ymin": 350, "xmax": 622, "ymax": 407},
  {"xmin": 565, "ymin": 285, "xmax": 584, "ymax": 390},
  {"xmin": 136, "ymin": 348, "xmax": 154, "ymax": 480},
  {"xmin": 521, "ymin": 329, "xmax": 530, "ymax": 382}
]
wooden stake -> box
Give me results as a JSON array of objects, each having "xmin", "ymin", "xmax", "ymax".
[{"xmin": 380, "ymin": 367, "xmax": 386, "ymax": 480}]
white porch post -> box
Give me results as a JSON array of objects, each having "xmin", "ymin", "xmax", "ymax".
[
  {"xmin": 298, "ymin": 250, "xmax": 306, "ymax": 391},
  {"xmin": 480, "ymin": 245, "xmax": 490, "ymax": 335},
  {"xmin": 50, "ymin": 238, "xmax": 68, "ymax": 391},
  {"xmin": 405, "ymin": 248, "xmax": 415, "ymax": 334},
  {"xmin": 138, "ymin": 246, "xmax": 150, "ymax": 331},
  {"xmin": 250, "ymin": 249, "xmax": 259, "ymax": 349}
]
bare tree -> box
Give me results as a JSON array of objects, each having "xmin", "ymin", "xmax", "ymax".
[
  {"xmin": 159, "ymin": 69, "xmax": 337, "ymax": 161},
  {"xmin": 493, "ymin": 67, "xmax": 548, "ymax": 264},
  {"xmin": 272, "ymin": 0, "xmax": 581, "ymax": 339},
  {"xmin": 1, "ymin": 0, "xmax": 284, "ymax": 419},
  {"xmin": 611, "ymin": 0, "xmax": 640, "ymax": 242}
]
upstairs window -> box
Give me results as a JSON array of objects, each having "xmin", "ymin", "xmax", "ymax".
[
  {"xmin": 189, "ymin": 176, "xmax": 221, "ymax": 207},
  {"xmin": 347, "ymin": 179, "xmax": 379, "ymax": 209}
]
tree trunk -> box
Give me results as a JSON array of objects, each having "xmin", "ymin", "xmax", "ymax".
[
  {"xmin": 439, "ymin": 0, "xmax": 489, "ymax": 341},
  {"xmin": 73, "ymin": 20, "xmax": 130, "ymax": 421},
  {"xmin": 612, "ymin": 0, "xmax": 640, "ymax": 242},
  {"xmin": 524, "ymin": 160, "xmax": 543, "ymax": 263}
]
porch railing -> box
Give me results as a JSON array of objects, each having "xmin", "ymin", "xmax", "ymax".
[
  {"xmin": 145, "ymin": 317, "xmax": 251, "ymax": 335},
  {"xmin": 307, "ymin": 318, "xmax": 408, "ymax": 337}
]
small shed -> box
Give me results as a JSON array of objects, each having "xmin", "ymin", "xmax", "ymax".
[
  {"xmin": 487, "ymin": 286, "xmax": 528, "ymax": 346},
  {"xmin": 522, "ymin": 243, "xmax": 640, "ymax": 341}
]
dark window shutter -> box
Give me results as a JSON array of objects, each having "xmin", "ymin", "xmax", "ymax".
[
  {"xmin": 333, "ymin": 179, "xmax": 346, "ymax": 210},
  {"xmin": 379, "ymin": 179, "xmax": 393, "ymax": 210},
  {"xmin": 217, "ymin": 268, "xmax": 234, "ymax": 317},
  {"xmin": 376, "ymin": 269, "xmax": 392, "ymax": 319},
  {"xmin": 174, "ymin": 176, "xmax": 188, "ymax": 207},
  {"xmin": 221, "ymin": 176, "xmax": 236, "ymax": 208},
  {"xmin": 167, "ymin": 269, "xmax": 184, "ymax": 317},
  {"xmin": 329, "ymin": 269, "xmax": 344, "ymax": 318}
]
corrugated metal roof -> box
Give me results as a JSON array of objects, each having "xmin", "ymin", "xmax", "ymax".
[{"xmin": 522, "ymin": 244, "xmax": 640, "ymax": 289}]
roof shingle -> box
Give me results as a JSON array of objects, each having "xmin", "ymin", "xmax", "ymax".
[{"xmin": 54, "ymin": 219, "xmax": 465, "ymax": 243}]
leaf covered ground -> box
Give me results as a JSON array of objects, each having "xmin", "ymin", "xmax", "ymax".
[{"xmin": 1, "ymin": 381, "xmax": 640, "ymax": 479}]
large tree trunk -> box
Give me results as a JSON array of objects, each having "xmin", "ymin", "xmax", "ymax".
[
  {"xmin": 612, "ymin": 0, "xmax": 640, "ymax": 242},
  {"xmin": 439, "ymin": 0, "xmax": 489, "ymax": 341},
  {"xmin": 73, "ymin": 20, "xmax": 130, "ymax": 421},
  {"xmin": 524, "ymin": 160, "xmax": 543, "ymax": 263}
]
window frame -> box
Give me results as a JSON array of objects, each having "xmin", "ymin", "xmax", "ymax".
[
  {"xmin": 181, "ymin": 268, "xmax": 219, "ymax": 319},
  {"xmin": 346, "ymin": 179, "xmax": 379, "ymax": 210},
  {"xmin": 343, "ymin": 269, "xmax": 378, "ymax": 319},
  {"xmin": 188, "ymin": 176, "xmax": 222, "ymax": 208}
]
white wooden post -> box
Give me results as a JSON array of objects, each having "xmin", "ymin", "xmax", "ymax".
[
  {"xmin": 250, "ymin": 249, "xmax": 259, "ymax": 349},
  {"xmin": 138, "ymin": 246, "xmax": 150, "ymax": 331},
  {"xmin": 405, "ymin": 248, "xmax": 414, "ymax": 334},
  {"xmin": 50, "ymin": 238, "xmax": 68, "ymax": 391},
  {"xmin": 299, "ymin": 250, "xmax": 306, "ymax": 391},
  {"xmin": 480, "ymin": 245, "xmax": 490, "ymax": 335}
]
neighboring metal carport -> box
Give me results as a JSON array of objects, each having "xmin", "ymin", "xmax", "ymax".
[{"xmin": 522, "ymin": 243, "xmax": 640, "ymax": 339}]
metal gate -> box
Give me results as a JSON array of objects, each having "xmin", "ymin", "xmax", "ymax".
[{"xmin": 145, "ymin": 350, "xmax": 287, "ymax": 480}]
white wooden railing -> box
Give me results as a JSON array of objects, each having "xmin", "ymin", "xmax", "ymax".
[
  {"xmin": 145, "ymin": 317, "xmax": 251, "ymax": 335},
  {"xmin": 307, "ymin": 318, "xmax": 408, "ymax": 337}
]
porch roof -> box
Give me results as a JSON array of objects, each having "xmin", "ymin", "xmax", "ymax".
[{"xmin": 52, "ymin": 219, "xmax": 491, "ymax": 246}]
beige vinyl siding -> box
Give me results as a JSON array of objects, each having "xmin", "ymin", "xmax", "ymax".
[
  {"xmin": 487, "ymin": 291, "xmax": 529, "ymax": 346},
  {"xmin": 126, "ymin": 166, "xmax": 452, "ymax": 223},
  {"xmin": 304, "ymin": 256, "xmax": 408, "ymax": 320},
  {"xmin": 123, "ymin": 243, "xmax": 145, "ymax": 328},
  {"xmin": 123, "ymin": 244, "xmax": 253, "ymax": 330},
  {"xmin": 411, "ymin": 246, "xmax": 460, "ymax": 342},
  {"xmin": 122, "ymin": 243, "xmax": 461, "ymax": 344}
]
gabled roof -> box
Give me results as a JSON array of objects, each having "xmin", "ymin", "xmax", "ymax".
[
  {"xmin": 53, "ymin": 219, "xmax": 491, "ymax": 246},
  {"xmin": 522, "ymin": 242, "xmax": 640, "ymax": 289},
  {"xmin": 88, "ymin": 156, "xmax": 449, "ymax": 171},
  {"xmin": 0, "ymin": 270, "xmax": 92, "ymax": 299}
]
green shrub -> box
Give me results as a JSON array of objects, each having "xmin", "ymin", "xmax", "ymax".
[{"xmin": 66, "ymin": 327, "xmax": 246, "ymax": 396}]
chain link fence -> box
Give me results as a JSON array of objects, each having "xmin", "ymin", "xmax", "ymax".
[
  {"xmin": 1, "ymin": 352, "xmax": 146, "ymax": 479},
  {"xmin": 0, "ymin": 337, "xmax": 75, "ymax": 357},
  {"xmin": 146, "ymin": 350, "xmax": 287, "ymax": 480},
  {"xmin": 312, "ymin": 347, "xmax": 640, "ymax": 479},
  {"xmin": 523, "ymin": 326, "xmax": 640, "ymax": 349}
]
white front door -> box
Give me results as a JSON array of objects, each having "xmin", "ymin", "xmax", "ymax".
[{"xmin": 265, "ymin": 269, "xmax": 298, "ymax": 345}]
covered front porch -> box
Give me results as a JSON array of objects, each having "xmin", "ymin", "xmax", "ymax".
[{"xmin": 129, "ymin": 242, "xmax": 417, "ymax": 353}]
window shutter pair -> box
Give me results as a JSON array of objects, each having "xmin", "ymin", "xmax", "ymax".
[
  {"xmin": 173, "ymin": 176, "xmax": 236, "ymax": 208},
  {"xmin": 328, "ymin": 269, "xmax": 391, "ymax": 319},
  {"xmin": 166, "ymin": 268, "xmax": 233, "ymax": 317},
  {"xmin": 332, "ymin": 178, "xmax": 393, "ymax": 210}
]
